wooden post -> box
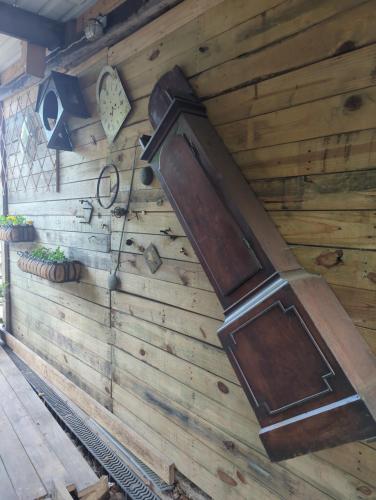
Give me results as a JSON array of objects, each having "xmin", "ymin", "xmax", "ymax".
[{"xmin": 0, "ymin": 104, "xmax": 11, "ymax": 334}]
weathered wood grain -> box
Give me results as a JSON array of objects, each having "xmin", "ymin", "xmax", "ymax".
[
  {"xmin": 252, "ymin": 169, "xmax": 376, "ymax": 210},
  {"xmin": 115, "ymin": 273, "xmax": 222, "ymax": 319},
  {"xmin": 192, "ymin": 0, "xmax": 376, "ymax": 97},
  {"xmin": 11, "ymin": 261, "xmax": 110, "ymax": 308},
  {"xmin": 113, "ymin": 252, "xmax": 213, "ymax": 291},
  {"xmin": 11, "ymin": 283, "xmax": 110, "ymax": 342},
  {"xmin": 112, "ymin": 291, "xmax": 221, "ymax": 346},
  {"xmin": 112, "ymin": 309, "xmax": 234, "ymax": 382},
  {"xmin": 12, "ymin": 302, "xmax": 111, "ymax": 370},
  {"xmin": 115, "ymin": 0, "xmax": 367, "ymax": 101},
  {"xmin": 218, "ymin": 86, "xmax": 376, "ymax": 153},
  {"xmin": 235, "ymin": 129, "xmax": 376, "ymax": 179},
  {"xmin": 113, "ymin": 329, "xmax": 250, "ymax": 417},
  {"xmin": 12, "ymin": 316, "xmax": 112, "ymax": 409},
  {"xmin": 0, "ymin": 404, "xmax": 47, "ymax": 500},
  {"xmin": 291, "ymin": 246, "xmax": 376, "ymax": 292},
  {"xmin": 206, "ymin": 44, "xmax": 376, "ymax": 126},
  {"xmin": 11, "ymin": 273, "xmax": 110, "ymax": 325},
  {"xmin": 272, "ymin": 210, "xmax": 376, "ymax": 249},
  {"xmin": 112, "ymin": 231, "xmax": 198, "ymax": 263},
  {"xmin": 333, "ymin": 285, "xmax": 376, "ymax": 331},
  {"xmin": 113, "ymin": 383, "xmax": 277, "ymax": 500}
]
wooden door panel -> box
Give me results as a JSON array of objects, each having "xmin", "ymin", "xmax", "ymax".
[
  {"xmin": 228, "ymin": 301, "xmax": 334, "ymax": 416},
  {"xmin": 160, "ymin": 134, "xmax": 261, "ymax": 296}
]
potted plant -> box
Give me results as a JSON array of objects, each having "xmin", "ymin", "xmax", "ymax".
[
  {"xmin": 0, "ymin": 215, "xmax": 35, "ymax": 242},
  {"xmin": 17, "ymin": 246, "xmax": 81, "ymax": 283}
]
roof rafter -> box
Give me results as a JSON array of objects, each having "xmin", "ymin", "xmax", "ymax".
[{"xmin": 0, "ymin": 2, "xmax": 64, "ymax": 50}]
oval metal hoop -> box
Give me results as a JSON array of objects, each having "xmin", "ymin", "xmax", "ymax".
[{"xmin": 96, "ymin": 163, "xmax": 120, "ymax": 209}]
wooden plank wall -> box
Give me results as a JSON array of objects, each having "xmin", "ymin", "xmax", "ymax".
[{"xmin": 5, "ymin": 0, "xmax": 376, "ymax": 498}]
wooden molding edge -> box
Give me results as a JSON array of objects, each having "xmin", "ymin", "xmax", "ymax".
[{"xmin": 4, "ymin": 331, "xmax": 175, "ymax": 485}]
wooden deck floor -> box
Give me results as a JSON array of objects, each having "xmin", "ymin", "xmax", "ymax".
[{"xmin": 0, "ymin": 345, "xmax": 104, "ymax": 500}]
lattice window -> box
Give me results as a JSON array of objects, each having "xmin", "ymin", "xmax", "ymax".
[{"xmin": 0, "ymin": 85, "xmax": 58, "ymax": 194}]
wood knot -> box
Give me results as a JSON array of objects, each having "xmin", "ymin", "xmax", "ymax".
[
  {"xmin": 199, "ymin": 46, "xmax": 208, "ymax": 53},
  {"xmin": 223, "ymin": 440, "xmax": 235, "ymax": 451},
  {"xmin": 335, "ymin": 40, "xmax": 356, "ymax": 55},
  {"xmin": 199, "ymin": 327, "xmax": 207, "ymax": 339},
  {"xmin": 217, "ymin": 469, "xmax": 237, "ymax": 487},
  {"xmin": 356, "ymin": 485, "xmax": 373, "ymax": 496},
  {"xmin": 217, "ymin": 381, "xmax": 229, "ymax": 394},
  {"xmin": 315, "ymin": 249, "xmax": 343, "ymax": 268},
  {"xmin": 236, "ymin": 471, "xmax": 247, "ymax": 484},
  {"xmin": 344, "ymin": 95, "xmax": 362, "ymax": 111},
  {"xmin": 148, "ymin": 49, "xmax": 160, "ymax": 61},
  {"xmin": 139, "ymin": 349, "xmax": 146, "ymax": 356},
  {"xmin": 367, "ymin": 272, "xmax": 376, "ymax": 284}
]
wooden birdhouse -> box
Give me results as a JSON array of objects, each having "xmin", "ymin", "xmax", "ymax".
[{"xmin": 35, "ymin": 71, "xmax": 89, "ymax": 151}]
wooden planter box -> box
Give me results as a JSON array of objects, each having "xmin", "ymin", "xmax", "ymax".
[
  {"xmin": 0, "ymin": 225, "xmax": 35, "ymax": 242},
  {"xmin": 17, "ymin": 254, "xmax": 81, "ymax": 283}
]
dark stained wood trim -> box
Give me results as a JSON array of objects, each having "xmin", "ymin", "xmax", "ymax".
[{"xmin": 0, "ymin": 2, "xmax": 64, "ymax": 50}]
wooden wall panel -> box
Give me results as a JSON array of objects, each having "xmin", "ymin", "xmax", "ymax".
[{"xmin": 5, "ymin": 0, "xmax": 376, "ymax": 498}]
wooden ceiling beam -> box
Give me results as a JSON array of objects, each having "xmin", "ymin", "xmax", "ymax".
[{"xmin": 0, "ymin": 2, "xmax": 64, "ymax": 50}]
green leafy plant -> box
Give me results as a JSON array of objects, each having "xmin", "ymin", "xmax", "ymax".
[
  {"xmin": 0, "ymin": 282, "xmax": 8, "ymax": 299},
  {"xmin": 0, "ymin": 215, "xmax": 32, "ymax": 226},
  {"xmin": 29, "ymin": 246, "xmax": 67, "ymax": 263}
]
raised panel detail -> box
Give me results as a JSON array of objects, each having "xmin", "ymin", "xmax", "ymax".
[
  {"xmin": 228, "ymin": 302, "xmax": 334, "ymax": 415},
  {"xmin": 159, "ymin": 134, "xmax": 261, "ymax": 296}
]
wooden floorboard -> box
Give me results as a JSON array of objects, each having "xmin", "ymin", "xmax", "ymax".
[
  {"xmin": 0, "ymin": 404, "xmax": 47, "ymax": 500},
  {"xmin": 0, "ymin": 456, "xmax": 19, "ymax": 500},
  {"xmin": 0, "ymin": 346, "xmax": 102, "ymax": 499}
]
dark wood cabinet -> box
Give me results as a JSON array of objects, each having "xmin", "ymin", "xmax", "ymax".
[{"xmin": 141, "ymin": 66, "xmax": 376, "ymax": 461}]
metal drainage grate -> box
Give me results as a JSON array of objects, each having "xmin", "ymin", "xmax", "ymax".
[
  {"xmin": 89, "ymin": 419, "xmax": 171, "ymax": 493},
  {"xmin": 7, "ymin": 349, "xmax": 169, "ymax": 500}
]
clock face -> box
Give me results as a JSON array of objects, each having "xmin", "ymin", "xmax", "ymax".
[{"xmin": 96, "ymin": 66, "xmax": 131, "ymax": 144}]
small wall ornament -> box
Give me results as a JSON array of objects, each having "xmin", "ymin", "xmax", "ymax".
[
  {"xmin": 35, "ymin": 71, "xmax": 89, "ymax": 151},
  {"xmin": 143, "ymin": 244, "xmax": 162, "ymax": 274}
]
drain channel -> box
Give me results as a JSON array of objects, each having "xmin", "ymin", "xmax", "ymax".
[{"xmin": 7, "ymin": 349, "xmax": 167, "ymax": 500}]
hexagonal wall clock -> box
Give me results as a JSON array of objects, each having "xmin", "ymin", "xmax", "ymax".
[
  {"xmin": 96, "ymin": 65, "xmax": 132, "ymax": 144},
  {"xmin": 35, "ymin": 71, "xmax": 89, "ymax": 151}
]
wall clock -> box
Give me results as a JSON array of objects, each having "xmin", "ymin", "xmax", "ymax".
[
  {"xmin": 141, "ymin": 66, "xmax": 376, "ymax": 462},
  {"xmin": 96, "ymin": 65, "xmax": 131, "ymax": 144}
]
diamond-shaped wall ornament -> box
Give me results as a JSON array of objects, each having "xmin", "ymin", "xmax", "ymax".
[
  {"xmin": 143, "ymin": 243, "xmax": 162, "ymax": 274},
  {"xmin": 96, "ymin": 65, "xmax": 132, "ymax": 144},
  {"xmin": 35, "ymin": 71, "xmax": 89, "ymax": 151}
]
